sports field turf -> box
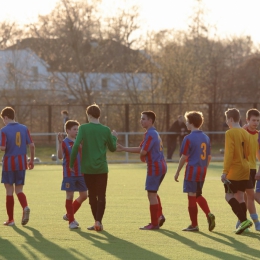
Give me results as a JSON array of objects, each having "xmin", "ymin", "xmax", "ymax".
[{"xmin": 1, "ymin": 162, "xmax": 260, "ymax": 260}]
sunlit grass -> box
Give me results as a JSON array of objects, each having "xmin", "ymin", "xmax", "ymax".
[{"xmin": 0, "ymin": 163, "xmax": 260, "ymax": 260}]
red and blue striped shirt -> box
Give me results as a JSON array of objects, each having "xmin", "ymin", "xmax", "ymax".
[
  {"xmin": 181, "ymin": 130, "xmax": 210, "ymax": 181},
  {"xmin": 140, "ymin": 127, "xmax": 167, "ymax": 176},
  {"xmin": 62, "ymin": 137, "xmax": 82, "ymax": 177},
  {"xmin": 0, "ymin": 122, "xmax": 33, "ymax": 171}
]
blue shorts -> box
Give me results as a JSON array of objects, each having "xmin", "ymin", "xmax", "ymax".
[
  {"xmin": 183, "ymin": 180, "xmax": 204, "ymax": 194},
  {"xmin": 145, "ymin": 174, "xmax": 165, "ymax": 192},
  {"xmin": 256, "ymin": 180, "xmax": 260, "ymax": 193},
  {"xmin": 1, "ymin": 170, "xmax": 26, "ymax": 185},
  {"xmin": 61, "ymin": 176, "xmax": 87, "ymax": 192}
]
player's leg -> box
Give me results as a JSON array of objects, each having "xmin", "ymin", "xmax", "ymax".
[
  {"xmin": 61, "ymin": 177, "xmax": 78, "ymax": 228},
  {"xmin": 195, "ymin": 182, "xmax": 215, "ymax": 231},
  {"xmin": 245, "ymin": 188, "xmax": 260, "ymax": 231},
  {"xmin": 2, "ymin": 171, "xmax": 15, "ymax": 225},
  {"xmin": 246, "ymin": 170, "xmax": 260, "ymax": 230},
  {"xmin": 3, "ymin": 183, "xmax": 15, "ymax": 226},
  {"xmin": 140, "ymin": 174, "xmax": 165, "ymax": 230},
  {"xmin": 157, "ymin": 174, "xmax": 166, "ymax": 227},
  {"xmin": 65, "ymin": 191, "xmax": 78, "ymax": 229},
  {"xmin": 225, "ymin": 180, "xmax": 252, "ymax": 234},
  {"xmin": 182, "ymin": 180, "xmax": 199, "ymax": 231},
  {"xmin": 73, "ymin": 176, "xmax": 88, "ymax": 215},
  {"xmin": 93, "ymin": 173, "xmax": 108, "ymax": 231},
  {"xmin": 139, "ymin": 191, "xmax": 159, "ymax": 230},
  {"xmin": 84, "ymin": 174, "xmax": 97, "ymax": 222},
  {"xmin": 14, "ymin": 170, "xmax": 30, "ymax": 226}
]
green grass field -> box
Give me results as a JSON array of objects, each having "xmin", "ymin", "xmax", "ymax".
[{"xmin": 1, "ymin": 163, "xmax": 260, "ymax": 260}]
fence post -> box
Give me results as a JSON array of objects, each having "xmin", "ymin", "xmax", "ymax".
[
  {"xmin": 55, "ymin": 133, "xmax": 60, "ymax": 165},
  {"xmin": 125, "ymin": 104, "xmax": 129, "ymax": 132},
  {"xmin": 166, "ymin": 104, "xmax": 170, "ymax": 130},
  {"xmin": 125, "ymin": 133, "xmax": 129, "ymax": 163},
  {"xmin": 48, "ymin": 105, "xmax": 52, "ymax": 142}
]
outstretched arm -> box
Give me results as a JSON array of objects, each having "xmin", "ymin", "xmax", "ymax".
[
  {"xmin": 117, "ymin": 143, "xmax": 141, "ymax": 153},
  {"xmin": 174, "ymin": 154, "xmax": 187, "ymax": 182}
]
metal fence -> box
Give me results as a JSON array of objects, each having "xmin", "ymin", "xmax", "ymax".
[
  {"xmin": 30, "ymin": 132, "xmax": 225, "ymax": 165},
  {"xmin": 0, "ymin": 102, "xmax": 258, "ymax": 138}
]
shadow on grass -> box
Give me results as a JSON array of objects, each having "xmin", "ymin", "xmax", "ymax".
[
  {"xmin": 0, "ymin": 236, "xmax": 28, "ymax": 260},
  {"xmin": 12, "ymin": 226, "xmax": 91, "ymax": 260},
  {"xmin": 77, "ymin": 230, "xmax": 170, "ymax": 260},
  {"xmin": 159, "ymin": 229, "xmax": 248, "ymax": 260},
  {"xmin": 206, "ymin": 231, "xmax": 260, "ymax": 258}
]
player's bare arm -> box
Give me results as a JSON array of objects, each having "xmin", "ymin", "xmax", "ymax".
[
  {"xmin": 140, "ymin": 149, "xmax": 147, "ymax": 156},
  {"xmin": 28, "ymin": 143, "xmax": 35, "ymax": 170},
  {"xmin": 116, "ymin": 144, "xmax": 141, "ymax": 153},
  {"xmin": 208, "ymin": 155, "xmax": 212, "ymax": 166},
  {"xmin": 0, "ymin": 146, "xmax": 5, "ymax": 151},
  {"xmin": 174, "ymin": 155, "xmax": 187, "ymax": 182}
]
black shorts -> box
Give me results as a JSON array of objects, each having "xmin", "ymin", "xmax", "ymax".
[
  {"xmin": 246, "ymin": 169, "xmax": 256, "ymax": 189},
  {"xmin": 224, "ymin": 180, "xmax": 248, "ymax": 194}
]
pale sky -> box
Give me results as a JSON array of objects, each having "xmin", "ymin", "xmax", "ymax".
[{"xmin": 1, "ymin": 0, "xmax": 260, "ymax": 44}]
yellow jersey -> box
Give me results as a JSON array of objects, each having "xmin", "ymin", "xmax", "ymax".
[{"xmin": 223, "ymin": 128, "xmax": 250, "ymax": 180}]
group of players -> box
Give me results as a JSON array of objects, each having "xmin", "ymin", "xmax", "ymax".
[{"xmin": 1, "ymin": 105, "xmax": 260, "ymax": 235}]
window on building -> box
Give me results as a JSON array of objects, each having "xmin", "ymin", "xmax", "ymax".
[
  {"xmin": 32, "ymin": 66, "xmax": 38, "ymax": 81},
  {"xmin": 6, "ymin": 63, "xmax": 15, "ymax": 82},
  {"xmin": 102, "ymin": 78, "xmax": 108, "ymax": 89}
]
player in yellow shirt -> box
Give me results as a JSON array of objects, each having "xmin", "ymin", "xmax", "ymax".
[
  {"xmin": 221, "ymin": 108, "xmax": 253, "ymax": 234},
  {"xmin": 236, "ymin": 108, "xmax": 260, "ymax": 231},
  {"xmin": 255, "ymin": 134, "xmax": 260, "ymax": 205}
]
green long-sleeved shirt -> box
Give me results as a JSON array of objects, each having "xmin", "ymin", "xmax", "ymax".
[{"xmin": 70, "ymin": 122, "xmax": 117, "ymax": 174}]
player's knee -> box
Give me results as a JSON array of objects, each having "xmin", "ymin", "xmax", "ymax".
[
  {"xmin": 196, "ymin": 192, "xmax": 202, "ymax": 198},
  {"xmin": 81, "ymin": 192, "xmax": 88, "ymax": 201}
]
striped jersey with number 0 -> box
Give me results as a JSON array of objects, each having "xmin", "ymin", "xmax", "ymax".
[{"xmin": 0, "ymin": 122, "xmax": 33, "ymax": 171}]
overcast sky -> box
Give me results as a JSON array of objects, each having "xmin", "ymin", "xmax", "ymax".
[{"xmin": 1, "ymin": 0, "xmax": 260, "ymax": 44}]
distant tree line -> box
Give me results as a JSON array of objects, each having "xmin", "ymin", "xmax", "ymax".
[{"xmin": 0, "ymin": 0, "xmax": 260, "ymax": 132}]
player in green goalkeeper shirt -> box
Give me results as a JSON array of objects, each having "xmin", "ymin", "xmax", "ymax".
[{"xmin": 70, "ymin": 103, "xmax": 118, "ymax": 231}]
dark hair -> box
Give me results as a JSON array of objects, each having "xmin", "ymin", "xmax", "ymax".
[
  {"xmin": 185, "ymin": 111, "xmax": 204, "ymax": 128},
  {"xmin": 141, "ymin": 111, "xmax": 156, "ymax": 124},
  {"xmin": 1, "ymin": 106, "xmax": 15, "ymax": 120},
  {"xmin": 86, "ymin": 103, "xmax": 101, "ymax": 119},
  {"xmin": 225, "ymin": 108, "xmax": 240, "ymax": 123},
  {"xmin": 64, "ymin": 120, "xmax": 80, "ymax": 133},
  {"xmin": 246, "ymin": 108, "xmax": 260, "ymax": 120},
  {"xmin": 61, "ymin": 110, "xmax": 69, "ymax": 116}
]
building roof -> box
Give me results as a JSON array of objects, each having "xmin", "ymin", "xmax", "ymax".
[{"xmin": 6, "ymin": 38, "xmax": 149, "ymax": 73}]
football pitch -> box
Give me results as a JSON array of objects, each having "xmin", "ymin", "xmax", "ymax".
[{"xmin": 1, "ymin": 163, "xmax": 260, "ymax": 260}]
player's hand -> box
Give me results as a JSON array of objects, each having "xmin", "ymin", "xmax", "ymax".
[
  {"xmin": 58, "ymin": 133, "xmax": 64, "ymax": 143},
  {"xmin": 116, "ymin": 143, "xmax": 124, "ymax": 152},
  {"xmin": 140, "ymin": 155, "xmax": 146, "ymax": 162},
  {"xmin": 112, "ymin": 130, "xmax": 118, "ymax": 137},
  {"xmin": 174, "ymin": 172, "xmax": 179, "ymax": 182},
  {"xmin": 69, "ymin": 167, "xmax": 74, "ymax": 172},
  {"xmin": 242, "ymin": 124, "xmax": 248, "ymax": 130},
  {"xmin": 28, "ymin": 160, "xmax": 34, "ymax": 170},
  {"xmin": 221, "ymin": 173, "xmax": 227, "ymax": 183}
]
